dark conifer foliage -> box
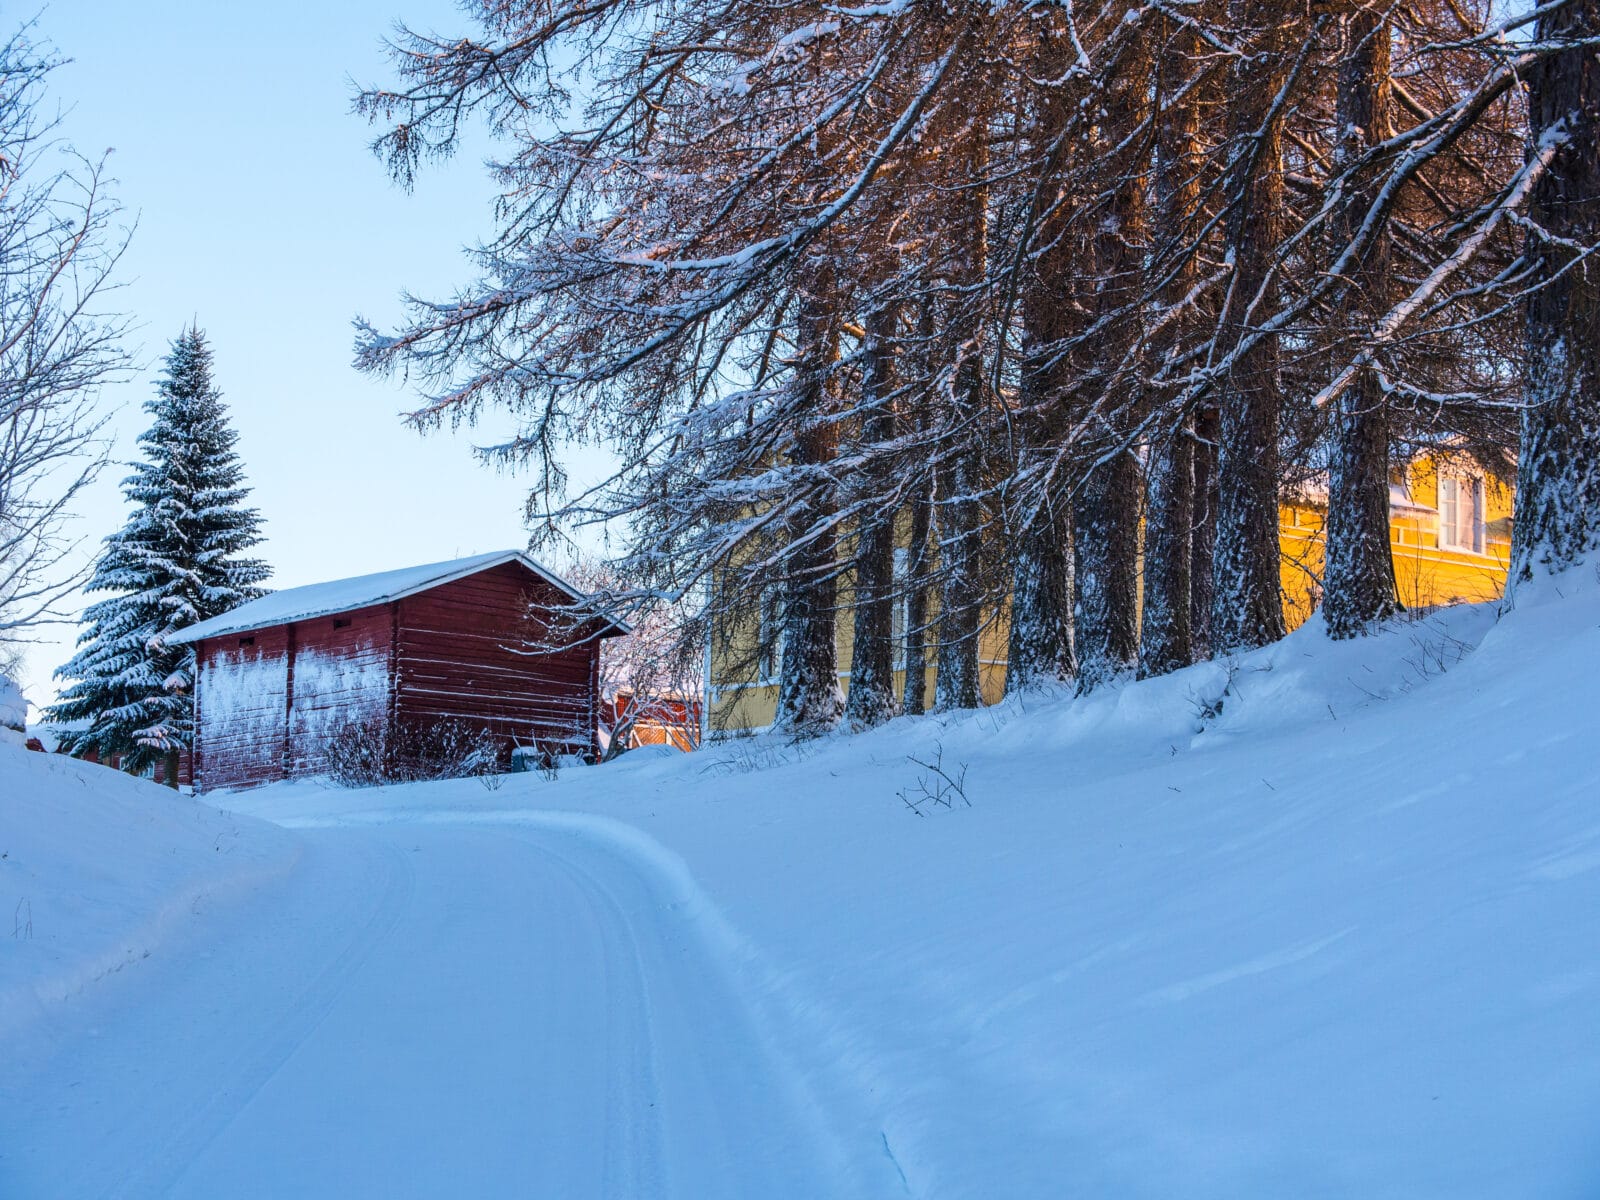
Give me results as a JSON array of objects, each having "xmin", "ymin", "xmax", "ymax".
[{"xmin": 50, "ymin": 329, "xmax": 268, "ymax": 776}]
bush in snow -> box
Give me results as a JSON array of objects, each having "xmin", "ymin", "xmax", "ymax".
[{"xmin": 324, "ymin": 718, "xmax": 501, "ymax": 788}]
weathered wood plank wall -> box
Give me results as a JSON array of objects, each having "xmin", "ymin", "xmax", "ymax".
[
  {"xmin": 194, "ymin": 627, "xmax": 290, "ymax": 790},
  {"xmin": 396, "ymin": 562, "xmax": 599, "ymax": 758},
  {"xmin": 286, "ymin": 603, "xmax": 394, "ymax": 777}
]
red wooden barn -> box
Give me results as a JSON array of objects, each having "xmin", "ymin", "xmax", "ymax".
[{"xmin": 170, "ymin": 551, "xmax": 627, "ymax": 793}]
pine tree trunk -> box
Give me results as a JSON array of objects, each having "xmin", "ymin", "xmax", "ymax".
[
  {"xmin": 1007, "ymin": 494, "xmax": 1075, "ymax": 694},
  {"xmin": 902, "ymin": 483, "xmax": 934, "ymax": 714},
  {"xmin": 775, "ymin": 294, "xmax": 844, "ymax": 737},
  {"xmin": 1075, "ymin": 20, "xmax": 1150, "ymax": 694},
  {"xmin": 1074, "ymin": 449, "xmax": 1142, "ymax": 692},
  {"xmin": 1140, "ymin": 426, "xmax": 1194, "ymax": 676},
  {"xmin": 1006, "ymin": 12, "xmax": 1078, "ymax": 696},
  {"xmin": 932, "ymin": 40, "xmax": 989, "ymax": 715},
  {"xmin": 845, "ymin": 307, "xmax": 900, "ymax": 728},
  {"xmin": 935, "ymin": 427, "xmax": 983, "ymax": 712},
  {"xmin": 1323, "ymin": 368, "xmax": 1397, "ymax": 634},
  {"xmin": 1191, "ymin": 403, "xmax": 1220, "ymax": 658},
  {"xmin": 1211, "ymin": 375, "xmax": 1286, "ymax": 654},
  {"xmin": 1511, "ymin": 1, "xmax": 1600, "ymax": 589},
  {"xmin": 1209, "ymin": 0, "xmax": 1295, "ymax": 654},
  {"xmin": 1323, "ymin": 10, "xmax": 1399, "ymax": 638}
]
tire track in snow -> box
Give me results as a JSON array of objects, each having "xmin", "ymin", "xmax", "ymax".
[
  {"xmin": 520, "ymin": 839, "xmax": 669, "ymax": 1199},
  {"xmin": 110, "ymin": 834, "xmax": 418, "ymax": 1199},
  {"xmin": 494, "ymin": 819, "xmax": 865, "ymax": 1199},
  {"xmin": 5, "ymin": 812, "xmax": 892, "ymax": 1198}
]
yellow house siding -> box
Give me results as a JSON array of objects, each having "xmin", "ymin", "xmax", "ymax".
[
  {"xmin": 708, "ymin": 454, "xmax": 1512, "ymax": 734},
  {"xmin": 707, "ymin": 610, "xmax": 1006, "ymax": 734}
]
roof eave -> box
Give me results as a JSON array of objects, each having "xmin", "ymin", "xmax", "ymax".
[{"xmin": 171, "ymin": 550, "xmax": 633, "ymax": 645}]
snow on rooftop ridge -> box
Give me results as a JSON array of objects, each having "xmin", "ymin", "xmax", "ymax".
[{"xmin": 169, "ymin": 550, "xmax": 625, "ymax": 645}]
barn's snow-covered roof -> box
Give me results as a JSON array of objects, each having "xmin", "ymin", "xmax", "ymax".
[{"xmin": 169, "ymin": 550, "xmax": 629, "ymax": 645}]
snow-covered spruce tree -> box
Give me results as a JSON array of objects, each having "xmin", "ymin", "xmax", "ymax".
[
  {"xmin": 50, "ymin": 329, "xmax": 268, "ymax": 779},
  {"xmin": 1511, "ymin": 1, "xmax": 1600, "ymax": 590}
]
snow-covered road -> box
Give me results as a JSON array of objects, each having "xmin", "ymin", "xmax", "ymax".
[{"xmin": 3, "ymin": 816, "xmax": 861, "ymax": 1199}]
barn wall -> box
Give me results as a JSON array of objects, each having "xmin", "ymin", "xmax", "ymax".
[
  {"xmin": 286, "ymin": 603, "xmax": 395, "ymax": 777},
  {"xmin": 194, "ymin": 628, "xmax": 290, "ymax": 791},
  {"xmin": 395, "ymin": 562, "xmax": 601, "ymax": 759}
]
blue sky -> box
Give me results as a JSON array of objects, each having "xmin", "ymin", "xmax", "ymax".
[{"xmin": 18, "ymin": 0, "xmax": 561, "ymax": 704}]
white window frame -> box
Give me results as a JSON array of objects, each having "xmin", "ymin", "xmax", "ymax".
[
  {"xmin": 756, "ymin": 585, "xmax": 782, "ymax": 684},
  {"xmin": 891, "ymin": 548, "xmax": 910, "ymax": 671},
  {"xmin": 1437, "ymin": 472, "xmax": 1486, "ymax": 554}
]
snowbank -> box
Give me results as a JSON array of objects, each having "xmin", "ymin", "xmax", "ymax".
[
  {"xmin": 0, "ymin": 746, "xmax": 296, "ymax": 1038},
  {"xmin": 229, "ymin": 583, "xmax": 1600, "ymax": 1198},
  {"xmin": 0, "ymin": 672, "xmax": 25, "ymax": 745}
]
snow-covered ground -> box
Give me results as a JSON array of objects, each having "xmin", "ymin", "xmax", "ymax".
[
  {"xmin": 1, "ymin": 750, "xmax": 295, "ymax": 1043},
  {"xmin": 5, "ymin": 578, "xmax": 1599, "ymax": 1197}
]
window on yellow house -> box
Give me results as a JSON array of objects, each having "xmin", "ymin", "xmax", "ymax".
[
  {"xmin": 757, "ymin": 585, "xmax": 782, "ymax": 683},
  {"xmin": 1438, "ymin": 474, "xmax": 1485, "ymax": 553},
  {"xmin": 891, "ymin": 548, "xmax": 910, "ymax": 670}
]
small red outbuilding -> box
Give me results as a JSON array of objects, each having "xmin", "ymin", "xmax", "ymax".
[{"xmin": 170, "ymin": 551, "xmax": 627, "ymax": 793}]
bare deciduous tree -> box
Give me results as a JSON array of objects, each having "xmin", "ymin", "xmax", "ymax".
[{"xmin": 0, "ymin": 28, "xmax": 130, "ymax": 660}]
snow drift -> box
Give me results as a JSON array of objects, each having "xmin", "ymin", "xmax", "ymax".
[
  {"xmin": 0, "ymin": 673, "xmax": 25, "ymax": 745},
  {"xmin": 0, "ymin": 747, "xmax": 295, "ymax": 1039}
]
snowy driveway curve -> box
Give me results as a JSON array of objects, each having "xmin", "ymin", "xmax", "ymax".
[{"xmin": 3, "ymin": 812, "xmax": 869, "ymax": 1199}]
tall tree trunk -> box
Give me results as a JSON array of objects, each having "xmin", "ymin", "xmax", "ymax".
[
  {"xmin": 1007, "ymin": 493, "xmax": 1075, "ymax": 693},
  {"xmin": 902, "ymin": 482, "xmax": 934, "ymax": 714},
  {"xmin": 775, "ymin": 291, "xmax": 844, "ymax": 737},
  {"xmin": 933, "ymin": 28, "xmax": 989, "ymax": 714},
  {"xmin": 1191, "ymin": 403, "xmax": 1220, "ymax": 658},
  {"xmin": 1209, "ymin": 0, "xmax": 1296, "ymax": 653},
  {"xmin": 1511, "ymin": 1, "xmax": 1600, "ymax": 590},
  {"xmin": 1322, "ymin": 9, "xmax": 1399, "ymax": 638},
  {"xmin": 1075, "ymin": 21, "xmax": 1149, "ymax": 693},
  {"xmin": 846, "ymin": 306, "xmax": 901, "ymax": 728},
  {"xmin": 1141, "ymin": 14, "xmax": 1204, "ymax": 678},
  {"xmin": 1007, "ymin": 10, "xmax": 1077, "ymax": 695},
  {"xmin": 1141, "ymin": 425, "xmax": 1194, "ymax": 676},
  {"xmin": 935, "ymin": 407, "xmax": 983, "ymax": 712}
]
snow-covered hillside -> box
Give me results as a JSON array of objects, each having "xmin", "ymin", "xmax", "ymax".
[
  {"xmin": 0, "ymin": 747, "xmax": 295, "ymax": 1040},
  {"xmin": 5, "ymin": 581, "xmax": 1599, "ymax": 1198}
]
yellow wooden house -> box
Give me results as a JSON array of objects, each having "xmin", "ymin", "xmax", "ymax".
[{"xmin": 708, "ymin": 456, "xmax": 1514, "ymax": 734}]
